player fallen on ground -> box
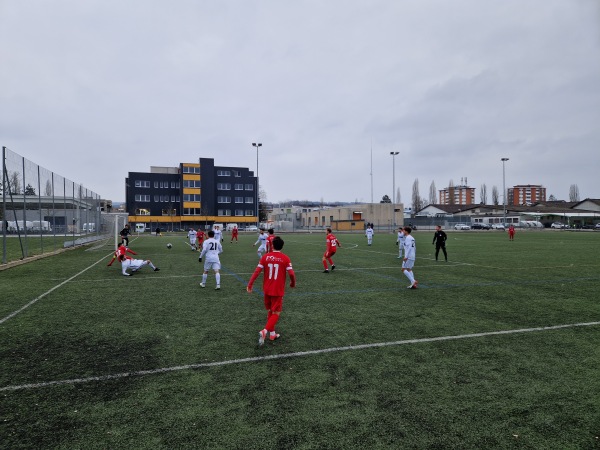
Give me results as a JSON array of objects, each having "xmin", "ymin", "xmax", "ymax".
[
  {"xmin": 253, "ymin": 228, "xmax": 267, "ymax": 259},
  {"xmin": 247, "ymin": 236, "xmax": 296, "ymax": 346},
  {"xmin": 401, "ymin": 226, "xmax": 418, "ymax": 289},
  {"xmin": 198, "ymin": 230, "xmax": 223, "ymax": 290},
  {"xmin": 322, "ymin": 227, "xmax": 341, "ymax": 273},
  {"xmin": 107, "ymin": 243, "xmax": 137, "ymax": 266},
  {"xmin": 118, "ymin": 254, "xmax": 160, "ymax": 276}
]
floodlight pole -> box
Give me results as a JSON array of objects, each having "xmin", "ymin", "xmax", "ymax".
[
  {"xmin": 252, "ymin": 143, "xmax": 262, "ymax": 228},
  {"xmin": 502, "ymin": 158, "xmax": 509, "ymax": 226},
  {"xmin": 390, "ymin": 151, "xmax": 399, "ymax": 226}
]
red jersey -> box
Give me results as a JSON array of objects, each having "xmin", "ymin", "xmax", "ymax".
[
  {"xmin": 266, "ymin": 234, "xmax": 276, "ymax": 252},
  {"xmin": 107, "ymin": 244, "xmax": 137, "ymax": 266},
  {"xmin": 196, "ymin": 230, "xmax": 206, "ymax": 241},
  {"xmin": 326, "ymin": 233, "xmax": 340, "ymax": 253},
  {"xmin": 248, "ymin": 251, "xmax": 296, "ymax": 297},
  {"xmin": 232, "ymin": 227, "xmax": 238, "ymax": 236}
]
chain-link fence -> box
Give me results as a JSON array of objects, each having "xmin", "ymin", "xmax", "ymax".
[{"xmin": 2, "ymin": 146, "xmax": 121, "ymax": 265}]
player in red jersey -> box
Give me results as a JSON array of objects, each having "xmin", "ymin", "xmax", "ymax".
[
  {"xmin": 322, "ymin": 227, "xmax": 341, "ymax": 273},
  {"xmin": 196, "ymin": 229, "xmax": 206, "ymax": 251},
  {"xmin": 107, "ymin": 243, "xmax": 137, "ymax": 266},
  {"xmin": 247, "ymin": 236, "xmax": 296, "ymax": 346},
  {"xmin": 266, "ymin": 228, "xmax": 275, "ymax": 252},
  {"xmin": 230, "ymin": 226, "xmax": 239, "ymax": 243},
  {"xmin": 508, "ymin": 224, "xmax": 515, "ymax": 241}
]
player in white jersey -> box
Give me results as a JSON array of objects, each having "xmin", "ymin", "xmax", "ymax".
[
  {"xmin": 118, "ymin": 254, "xmax": 160, "ymax": 276},
  {"xmin": 365, "ymin": 225, "xmax": 374, "ymax": 246},
  {"xmin": 188, "ymin": 228, "xmax": 197, "ymax": 250},
  {"xmin": 213, "ymin": 226, "xmax": 223, "ymax": 243},
  {"xmin": 199, "ymin": 230, "xmax": 223, "ymax": 289},
  {"xmin": 401, "ymin": 226, "xmax": 418, "ymax": 289},
  {"xmin": 396, "ymin": 226, "xmax": 406, "ymax": 259},
  {"xmin": 253, "ymin": 229, "xmax": 268, "ymax": 258}
]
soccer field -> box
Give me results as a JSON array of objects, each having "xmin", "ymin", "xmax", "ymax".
[{"xmin": 1, "ymin": 230, "xmax": 599, "ymax": 448}]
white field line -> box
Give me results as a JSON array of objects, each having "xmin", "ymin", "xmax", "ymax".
[
  {"xmin": 0, "ymin": 254, "xmax": 112, "ymax": 326},
  {"xmin": 2, "ymin": 321, "xmax": 599, "ymax": 392}
]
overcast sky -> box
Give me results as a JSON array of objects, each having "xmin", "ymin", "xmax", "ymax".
[{"xmin": 2, "ymin": 0, "xmax": 599, "ymax": 205}]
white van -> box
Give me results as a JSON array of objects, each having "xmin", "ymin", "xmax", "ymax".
[
  {"xmin": 82, "ymin": 223, "xmax": 96, "ymax": 232},
  {"xmin": 135, "ymin": 223, "xmax": 146, "ymax": 233},
  {"xmin": 32, "ymin": 221, "xmax": 52, "ymax": 232},
  {"xmin": 225, "ymin": 223, "xmax": 238, "ymax": 232},
  {"xmin": 7, "ymin": 221, "xmax": 33, "ymax": 232},
  {"xmin": 212, "ymin": 223, "xmax": 224, "ymax": 232}
]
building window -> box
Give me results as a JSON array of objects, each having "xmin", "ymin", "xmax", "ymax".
[
  {"xmin": 245, "ymin": 197, "xmax": 254, "ymax": 204},
  {"xmin": 233, "ymin": 170, "xmax": 241, "ymax": 177},
  {"xmin": 183, "ymin": 194, "xmax": 201, "ymax": 202},
  {"xmin": 235, "ymin": 209, "xmax": 244, "ymax": 216},
  {"xmin": 183, "ymin": 180, "xmax": 201, "ymax": 188},
  {"xmin": 217, "ymin": 183, "xmax": 231, "ymax": 190},
  {"xmin": 183, "ymin": 208, "xmax": 202, "ymax": 215},
  {"xmin": 134, "ymin": 194, "xmax": 150, "ymax": 202},
  {"xmin": 235, "ymin": 197, "xmax": 244, "ymax": 203},
  {"xmin": 217, "ymin": 196, "xmax": 231, "ymax": 203},
  {"xmin": 218, "ymin": 209, "xmax": 231, "ymax": 216},
  {"xmin": 183, "ymin": 166, "xmax": 200, "ymax": 174},
  {"xmin": 135, "ymin": 180, "xmax": 150, "ymax": 188},
  {"xmin": 217, "ymin": 170, "xmax": 231, "ymax": 176},
  {"xmin": 245, "ymin": 184, "xmax": 254, "ymax": 191},
  {"xmin": 245, "ymin": 210, "xmax": 254, "ymax": 216},
  {"xmin": 154, "ymin": 195, "xmax": 159, "ymax": 202},
  {"xmin": 135, "ymin": 208, "xmax": 150, "ymax": 215},
  {"xmin": 154, "ymin": 181, "xmax": 159, "ymax": 188},
  {"xmin": 162, "ymin": 208, "xmax": 177, "ymax": 216},
  {"xmin": 171, "ymin": 181, "xmax": 179, "ymax": 188},
  {"xmin": 234, "ymin": 183, "xmax": 244, "ymax": 190}
]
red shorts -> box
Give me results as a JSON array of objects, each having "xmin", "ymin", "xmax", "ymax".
[
  {"xmin": 323, "ymin": 250, "xmax": 336, "ymax": 258},
  {"xmin": 264, "ymin": 295, "xmax": 283, "ymax": 313}
]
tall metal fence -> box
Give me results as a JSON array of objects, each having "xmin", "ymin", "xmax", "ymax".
[{"xmin": 2, "ymin": 146, "xmax": 118, "ymax": 265}]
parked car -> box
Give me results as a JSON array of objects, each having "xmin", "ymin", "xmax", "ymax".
[
  {"xmin": 471, "ymin": 223, "xmax": 491, "ymax": 230},
  {"xmin": 454, "ymin": 223, "xmax": 470, "ymax": 230},
  {"xmin": 491, "ymin": 224, "xmax": 505, "ymax": 230},
  {"xmin": 595, "ymin": 223, "xmax": 600, "ymax": 230},
  {"xmin": 551, "ymin": 222, "xmax": 566, "ymax": 229},
  {"xmin": 244, "ymin": 225, "xmax": 258, "ymax": 232}
]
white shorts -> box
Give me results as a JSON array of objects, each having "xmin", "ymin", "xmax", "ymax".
[
  {"xmin": 190, "ymin": 237, "xmax": 197, "ymax": 245},
  {"xmin": 258, "ymin": 244, "xmax": 267, "ymax": 253},
  {"xmin": 203, "ymin": 261, "xmax": 221, "ymax": 271},
  {"xmin": 402, "ymin": 259, "xmax": 415, "ymax": 270},
  {"xmin": 130, "ymin": 260, "xmax": 148, "ymax": 271}
]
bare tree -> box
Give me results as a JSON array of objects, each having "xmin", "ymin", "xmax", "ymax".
[
  {"xmin": 411, "ymin": 178, "xmax": 421, "ymax": 214},
  {"xmin": 44, "ymin": 179, "xmax": 52, "ymax": 196},
  {"xmin": 569, "ymin": 184, "xmax": 580, "ymax": 202},
  {"xmin": 428, "ymin": 180, "xmax": 437, "ymax": 205},
  {"xmin": 480, "ymin": 183, "xmax": 488, "ymax": 204},
  {"xmin": 548, "ymin": 194, "xmax": 557, "ymax": 201},
  {"xmin": 492, "ymin": 186, "xmax": 499, "ymax": 205},
  {"xmin": 9, "ymin": 171, "xmax": 21, "ymax": 194}
]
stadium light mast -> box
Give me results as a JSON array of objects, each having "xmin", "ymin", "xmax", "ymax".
[
  {"xmin": 252, "ymin": 143, "xmax": 262, "ymax": 227},
  {"xmin": 502, "ymin": 157, "xmax": 509, "ymax": 227},
  {"xmin": 390, "ymin": 151, "xmax": 399, "ymax": 226}
]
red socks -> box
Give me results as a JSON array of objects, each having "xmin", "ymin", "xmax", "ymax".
[{"xmin": 265, "ymin": 313, "xmax": 280, "ymax": 332}]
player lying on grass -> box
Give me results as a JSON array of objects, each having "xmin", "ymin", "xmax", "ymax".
[{"xmin": 118, "ymin": 254, "xmax": 160, "ymax": 276}]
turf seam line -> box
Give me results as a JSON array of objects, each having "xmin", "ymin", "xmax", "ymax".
[{"xmin": 2, "ymin": 320, "xmax": 599, "ymax": 392}]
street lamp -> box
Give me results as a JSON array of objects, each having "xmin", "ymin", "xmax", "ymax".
[
  {"xmin": 501, "ymin": 158, "xmax": 509, "ymax": 227},
  {"xmin": 252, "ymin": 143, "xmax": 262, "ymax": 227},
  {"xmin": 390, "ymin": 151, "xmax": 399, "ymax": 227}
]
